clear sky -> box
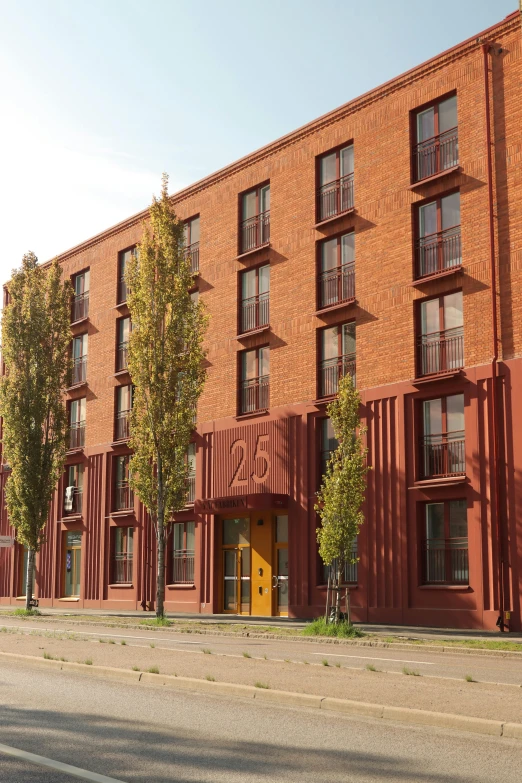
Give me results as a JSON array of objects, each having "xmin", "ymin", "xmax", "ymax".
[{"xmin": 0, "ymin": 0, "xmax": 515, "ymax": 284}]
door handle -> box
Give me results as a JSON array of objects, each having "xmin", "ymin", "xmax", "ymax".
[{"xmin": 272, "ymin": 576, "xmax": 279, "ymax": 589}]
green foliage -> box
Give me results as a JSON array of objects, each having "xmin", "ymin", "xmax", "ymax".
[
  {"xmin": 366, "ymin": 663, "xmax": 378, "ymax": 672},
  {"xmin": 302, "ymin": 617, "xmax": 364, "ymax": 638},
  {"xmin": 402, "ymin": 667, "xmax": 420, "ymax": 676},
  {"xmin": 465, "ymin": 674, "xmax": 476, "ymax": 682},
  {"xmin": 148, "ymin": 666, "xmax": 160, "ymax": 674},
  {"xmin": 140, "ymin": 617, "xmax": 172, "ymax": 627},
  {"xmin": 0, "ymin": 254, "xmax": 72, "ymax": 554},
  {"xmin": 11, "ymin": 608, "xmax": 41, "ymax": 617},
  {"xmin": 254, "ymin": 681, "xmax": 270, "ymax": 689},
  {"xmin": 205, "ymin": 674, "xmax": 215, "ymax": 681}
]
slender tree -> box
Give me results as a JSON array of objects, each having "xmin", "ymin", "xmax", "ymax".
[
  {"xmin": 0, "ymin": 253, "xmax": 72, "ymax": 611},
  {"xmin": 127, "ymin": 174, "xmax": 208, "ymax": 619},
  {"xmin": 315, "ymin": 373, "xmax": 369, "ymax": 624}
]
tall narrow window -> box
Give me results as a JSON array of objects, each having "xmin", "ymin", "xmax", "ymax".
[
  {"xmin": 117, "ymin": 247, "xmax": 136, "ymax": 304},
  {"xmin": 317, "ymin": 145, "xmax": 354, "ymax": 222},
  {"xmin": 112, "ymin": 527, "xmax": 134, "ymax": 583},
  {"xmin": 240, "ymin": 265, "xmax": 270, "ymax": 333},
  {"xmin": 240, "ymin": 185, "xmax": 270, "ymax": 253},
  {"xmin": 115, "ymin": 385, "xmax": 132, "ymax": 441},
  {"xmin": 64, "ymin": 463, "xmax": 84, "ymax": 515},
  {"xmin": 172, "ymin": 521, "xmax": 195, "ymax": 584},
  {"xmin": 416, "ymin": 192, "xmax": 461, "ymax": 279},
  {"xmin": 69, "ymin": 398, "xmax": 86, "ymax": 450},
  {"xmin": 240, "ymin": 347, "xmax": 269, "ymax": 414},
  {"xmin": 72, "ymin": 270, "xmax": 90, "ymax": 322},
  {"xmin": 72, "ymin": 334, "xmax": 88, "ymax": 385},
  {"xmin": 414, "ymin": 95, "xmax": 458, "ymax": 182},
  {"xmin": 423, "ymin": 499, "xmax": 468, "ymax": 584},
  {"xmin": 421, "ymin": 394, "xmax": 465, "ymax": 478},
  {"xmin": 418, "ymin": 292, "xmax": 464, "ymax": 377},
  {"xmin": 117, "ymin": 317, "xmax": 131, "ymax": 372},
  {"xmin": 184, "ymin": 216, "xmax": 200, "ymax": 274},
  {"xmin": 319, "ymin": 322, "xmax": 356, "ymax": 398},
  {"xmin": 114, "ymin": 455, "xmax": 133, "ymax": 511},
  {"xmin": 319, "ymin": 232, "xmax": 355, "ymax": 309},
  {"xmin": 187, "ymin": 442, "xmax": 196, "ymax": 504},
  {"xmin": 320, "ymin": 417, "xmax": 338, "ymax": 479}
]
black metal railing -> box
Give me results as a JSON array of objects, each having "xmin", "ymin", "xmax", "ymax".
[
  {"xmin": 185, "ymin": 242, "xmax": 200, "ymax": 274},
  {"xmin": 64, "ymin": 488, "xmax": 83, "ymax": 515},
  {"xmin": 68, "ymin": 422, "xmax": 85, "ymax": 450},
  {"xmin": 421, "ymin": 435, "xmax": 465, "ymax": 478},
  {"xmin": 71, "ymin": 356, "xmax": 87, "ymax": 386},
  {"xmin": 172, "ymin": 551, "xmax": 195, "ymax": 584},
  {"xmin": 240, "ymin": 293, "xmax": 269, "ymax": 333},
  {"xmin": 115, "ymin": 410, "xmax": 130, "ymax": 441},
  {"xmin": 240, "ymin": 376, "xmax": 269, "ymax": 414},
  {"xmin": 115, "ymin": 483, "xmax": 133, "ymax": 511},
  {"xmin": 416, "ymin": 226, "xmax": 461, "ymax": 279},
  {"xmin": 323, "ymin": 546, "xmax": 358, "ymax": 584},
  {"xmin": 414, "ymin": 128, "xmax": 459, "ymax": 182},
  {"xmin": 187, "ymin": 474, "xmax": 196, "ymax": 504},
  {"xmin": 72, "ymin": 293, "xmax": 89, "ymax": 322},
  {"xmin": 117, "ymin": 342, "xmax": 128, "ymax": 372},
  {"xmin": 319, "ymin": 355, "xmax": 356, "ymax": 398},
  {"xmin": 319, "ymin": 263, "xmax": 355, "ymax": 309},
  {"xmin": 417, "ymin": 328, "xmax": 464, "ymax": 377},
  {"xmin": 112, "ymin": 553, "xmax": 133, "ymax": 583},
  {"xmin": 422, "ymin": 539, "xmax": 468, "ymax": 584},
  {"xmin": 318, "ymin": 173, "xmax": 354, "ymax": 222},
  {"xmin": 240, "ymin": 211, "xmax": 270, "ymax": 253}
]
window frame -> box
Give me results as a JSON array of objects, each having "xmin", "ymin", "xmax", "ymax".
[
  {"xmin": 184, "ymin": 215, "xmax": 200, "ymax": 274},
  {"xmin": 414, "ymin": 189, "xmax": 461, "ymax": 280},
  {"xmin": 238, "ymin": 182, "xmax": 270, "ymax": 254},
  {"xmin": 116, "ymin": 316, "xmax": 131, "ymax": 373},
  {"xmin": 71, "ymin": 269, "xmax": 90, "ymax": 322},
  {"xmin": 411, "ymin": 92, "xmax": 458, "ymax": 183},
  {"xmin": 316, "ymin": 142, "xmax": 354, "ymax": 223},
  {"xmin": 416, "ymin": 289, "xmax": 464, "ymax": 377},
  {"xmin": 117, "ymin": 246, "xmax": 136, "ymax": 305},
  {"xmin": 68, "ymin": 397, "xmax": 86, "ymax": 450},
  {"xmin": 111, "ymin": 526, "xmax": 134, "ymax": 584},
  {"xmin": 113, "ymin": 454, "xmax": 134, "ymax": 512},
  {"xmin": 238, "ymin": 262, "xmax": 270, "ymax": 334},
  {"xmin": 115, "ymin": 384, "xmax": 133, "ymax": 442},
  {"xmin": 316, "ymin": 230, "xmax": 356, "ymax": 310},
  {"xmin": 317, "ymin": 320, "xmax": 356, "ymax": 399},
  {"xmin": 64, "ymin": 462, "xmax": 85, "ymax": 516},
  {"xmin": 238, "ymin": 345, "xmax": 270, "ymax": 415},
  {"xmin": 420, "ymin": 498, "xmax": 469, "ymax": 585},
  {"xmin": 418, "ymin": 392, "xmax": 465, "ymax": 479},
  {"xmin": 170, "ymin": 521, "xmax": 196, "ymax": 584}
]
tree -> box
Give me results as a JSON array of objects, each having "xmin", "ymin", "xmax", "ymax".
[
  {"xmin": 315, "ymin": 373, "xmax": 369, "ymax": 624},
  {"xmin": 126, "ymin": 174, "xmax": 208, "ymax": 619},
  {"xmin": 0, "ymin": 253, "xmax": 72, "ymax": 611}
]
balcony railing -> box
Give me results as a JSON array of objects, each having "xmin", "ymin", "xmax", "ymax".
[
  {"xmin": 240, "ymin": 375, "xmax": 269, "ymax": 414},
  {"xmin": 319, "ymin": 354, "xmax": 356, "ymax": 398},
  {"xmin": 417, "ymin": 328, "xmax": 464, "ymax": 377},
  {"xmin": 416, "ymin": 226, "xmax": 461, "ymax": 279},
  {"xmin": 118, "ymin": 277, "xmax": 128, "ymax": 305},
  {"xmin": 240, "ymin": 293, "xmax": 269, "ymax": 333},
  {"xmin": 185, "ymin": 242, "xmax": 200, "ymax": 274},
  {"xmin": 112, "ymin": 553, "xmax": 133, "ymax": 583},
  {"xmin": 64, "ymin": 488, "xmax": 83, "ymax": 515},
  {"xmin": 422, "ymin": 539, "xmax": 468, "ymax": 584},
  {"xmin": 421, "ymin": 435, "xmax": 465, "ymax": 478},
  {"xmin": 317, "ymin": 173, "xmax": 354, "ymax": 222},
  {"xmin": 72, "ymin": 293, "xmax": 89, "ymax": 322},
  {"xmin": 115, "ymin": 483, "xmax": 134, "ymax": 511},
  {"xmin": 240, "ymin": 211, "xmax": 270, "ymax": 253},
  {"xmin": 115, "ymin": 410, "xmax": 131, "ymax": 441},
  {"xmin": 172, "ymin": 551, "xmax": 195, "ymax": 584},
  {"xmin": 414, "ymin": 128, "xmax": 459, "ymax": 182},
  {"xmin": 319, "ymin": 263, "xmax": 355, "ymax": 309},
  {"xmin": 71, "ymin": 356, "xmax": 87, "ymax": 386},
  {"xmin": 187, "ymin": 473, "xmax": 196, "ymax": 504},
  {"xmin": 68, "ymin": 422, "xmax": 85, "ymax": 450},
  {"xmin": 117, "ymin": 342, "xmax": 128, "ymax": 372},
  {"xmin": 323, "ymin": 545, "xmax": 358, "ymax": 585}
]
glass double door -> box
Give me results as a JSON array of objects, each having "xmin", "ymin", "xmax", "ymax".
[{"xmin": 64, "ymin": 531, "xmax": 82, "ymax": 597}]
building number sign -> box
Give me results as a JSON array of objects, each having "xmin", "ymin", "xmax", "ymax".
[{"xmin": 229, "ymin": 434, "xmax": 271, "ymax": 487}]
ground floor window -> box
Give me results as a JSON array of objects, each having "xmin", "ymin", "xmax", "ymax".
[
  {"xmin": 422, "ymin": 499, "xmax": 468, "ymax": 584},
  {"xmin": 112, "ymin": 527, "xmax": 134, "ymax": 584},
  {"xmin": 321, "ymin": 539, "xmax": 358, "ymax": 585},
  {"xmin": 64, "ymin": 531, "xmax": 82, "ymax": 597},
  {"xmin": 171, "ymin": 522, "xmax": 195, "ymax": 584}
]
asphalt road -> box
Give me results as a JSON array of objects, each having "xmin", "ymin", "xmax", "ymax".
[
  {"xmin": 1, "ymin": 618, "xmax": 521, "ymax": 686},
  {"xmin": 0, "ymin": 660, "xmax": 521, "ymax": 782}
]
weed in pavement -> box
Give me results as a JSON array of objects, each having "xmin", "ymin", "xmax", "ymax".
[
  {"xmin": 242, "ymin": 651, "xmax": 251, "ymax": 658},
  {"xmin": 465, "ymin": 674, "xmax": 476, "ymax": 682},
  {"xmin": 84, "ymin": 659, "xmax": 93, "ymax": 666},
  {"xmin": 120, "ymin": 640, "xmax": 126, "ymax": 645},
  {"xmin": 202, "ymin": 648, "xmax": 212, "ymax": 655},
  {"xmin": 321, "ymin": 659, "xmax": 329, "ymax": 667},
  {"xmin": 148, "ymin": 666, "xmax": 160, "ymax": 674},
  {"xmin": 402, "ymin": 667, "xmax": 420, "ymax": 676},
  {"xmin": 366, "ymin": 664, "xmax": 378, "ymax": 672},
  {"xmin": 205, "ymin": 674, "xmax": 215, "ymax": 682},
  {"xmin": 132, "ymin": 666, "xmax": 140, "ymax": 672},
  {"xmin": 303, "ymin": 618, "xmax": 364, "ymax": 639},
  {"xmin": 255, "ymin": 681, "xmax": 270, "ymax": 689},
  {"xmin": 150, "ymin": 643, "xmax": 155, "ymax": 649}
]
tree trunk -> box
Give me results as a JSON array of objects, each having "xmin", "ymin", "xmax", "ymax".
[
  {"xmin": 325, "ymin": 575, "xmax": 331, "ymax": 623},
  {"xmin": 334, "ymin": 562, "xmax": 342, "ymax": 623},
  {"xmin": 156, "ymin": 455, "xmax": 166, "ymax": 619},
  {"xmin": 25, "ymin": 548, "xmax": 35, "ymax": 612},
  {"xmin": 345, "ymin": 587, "xmax": 351, "ymax": 627}
]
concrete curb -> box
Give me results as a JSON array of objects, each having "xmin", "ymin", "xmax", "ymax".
[{"xmin": 1, "ymin": 650, "xmax": 520, "ymax": 741}]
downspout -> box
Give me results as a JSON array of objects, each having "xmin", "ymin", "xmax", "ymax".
[{"xmin": 481, "ymin": 42, "xmax": 506, "ymax": 631}]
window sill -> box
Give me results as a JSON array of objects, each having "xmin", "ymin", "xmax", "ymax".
[
  {"xmin": 113, "ymin": 369, "xmax": 130, "ymax": 378},
  {"xmin": 235, "ymin": 409, "xmax": 269, "ymax": 420},
  {"xmin": 110, "ymin": 509, "xmax": 135, "ymax": 518},
  {"xmin": 236, "ymin": 324, "xmax": 270, "ymax": 339},
  {"xmin": 412, "ymin": 265, "xmax": 463, "ymax": 285},
  {"xmin": 60, "ymin": 514, "xmax": 82, "ymax": 522},
  {"xmin": 314, "ymin": 208, "xmax": 355, "ymax": 229},
  {"xmin": 166, "ymin": 583, "xmax": 196, "ymax": 590},
  {"xmin": 58, "ymin": 597, "xmax": 80, "ymax": 602},
  {"xmin": 410, "ymin": 475, "xmax": 467, "ymax": 489},
  {"xmin": 236, "ymin": 244, "xmax": 271, "ymax": 260},
  {"xmin": 412, "ymin": 369, "xmax": 463, "ymax": 385},
  {"xmin": 71, "ymin": 316, "xmax": 89, "ymax": 327},
  {"xmin": 67, "ymin": 381, "xmax": 88, "ymax": 391},
  {"xmin": 409, "ymin": 165, "xmax": 461, "ymax": 188},
  {"xmin": 111, "ymin": 438, "xmax": 130, "ymax": 446},
  {"xmin": 108, "ymin": 583, "xmax": 134, "ymax": 589},
  {"xmin": 315, "ymin": 298, "xmax": 356, "ymax": 316},
  {"xmin": 314, "ymin": 395, "xmax": 337, "ymax": 405},
  {"xmin": 419, "ymin": 583, "xmax": 470, "ymax": 590},
  {"xmin": 66, "ymin": 447, "xmax": 84, "ymax": 455},
  {"xmin": 114, "ymin": 301, "xmax": 128, "ymax": 309}
]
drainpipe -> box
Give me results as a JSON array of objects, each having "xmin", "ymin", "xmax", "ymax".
[{"xmin": 481, "ymin": 42, "xmax": 506, "ymax": 631}]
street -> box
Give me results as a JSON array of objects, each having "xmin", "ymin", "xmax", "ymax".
[{"xmin": 0, "ymin": 660, "xmax": 520, "ymax": 782}]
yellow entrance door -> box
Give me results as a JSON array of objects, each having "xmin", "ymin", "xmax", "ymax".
[{"xmin": 250, "ymin": 513, "xmax": 273, "ymax": 616}]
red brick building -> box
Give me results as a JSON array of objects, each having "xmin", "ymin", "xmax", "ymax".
[{"xmin": 1, "ymin": 11, "xmax": 522, "ymax": 630}]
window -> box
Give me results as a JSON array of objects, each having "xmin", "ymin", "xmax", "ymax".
[
  {"xmin": 72, "ymin": 270, "xmax": 90, "ymax": 322},
  {"xmin": 317, "ymin": 144, "xmax": 354, "ymax": 222},
  {"xmin": 115, "ymin": 385, "xmax": 132, "ymax": 441},
  {"xmin": 422, "ymin": 499, "xmax": 468, "ymax": 584},
  {"xmin": 318, "ymin": 232, "xmax": 355, "ymax": 309},
  {"xmin": 240, "ymin": 184, "xmax": 270, "ymax": 253},
  {"xmin": 190, "ymin": 290, "xmax": 199, "ymax": 306},
  {"xmin": 421, "ymin": 393, "xmax": 465, "ymax": 478},
  {"xmin": 112, "ymin": 527, "xmax": 134, "ymax": 583},
  {"xmin": 320, "ymin": 417, "xmax": 338, "ymax": 479},
  {"xmin": 172, "ymin": 521, "xmax": 195, "ymax": 584},
  {"xmin": 72, "ymin": 334, "xmax": 88, "ymax": 385},
  {"xmin": 117, "ymin": 317, "xmax": 131, "ymax": 372},
  {"xmin": 240, "ymin": 264, "xmax": 270, "ymax": 333},
  {"xmin": 414, "ymin": 95, "xmax": 458, "ymax": 182},
  {"xmin": 319, "ymin": 322, "xmax": 355, "ymax": 398},
  {"xmin": 187, "ymin": 442, "xmax": 196, "ymax": 504},
  {"xmin": 118, "ymin": 247, "xmax": 136, "ymax": 304},
  {"xmin": 321, "ymin": 544, "xmax": 358, "ymax": 586},
  {"xmin": 64, "ymin": 463, "xmax": 84, "ymax": 515},
  {"xmin": 184, "ymin": 216, "xmax": 200, "ymax": 274},
  {"xmin": 69, "ymin": 398, "xmax": 86, "ymax": 450},
  {"xmin": 418, "ymin": 291, "xmax": 464, "ymax": 377},
  {"xmin": 114, "ymin": 455, "xmax": 133, "ymax": 511},
  {"xmin": 416, "ymin": 192, "xmax": 461, "ymax": 279},
  {"xmin": 239, "ymin": 346, "xmax": 269, "ymax": 414}
]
